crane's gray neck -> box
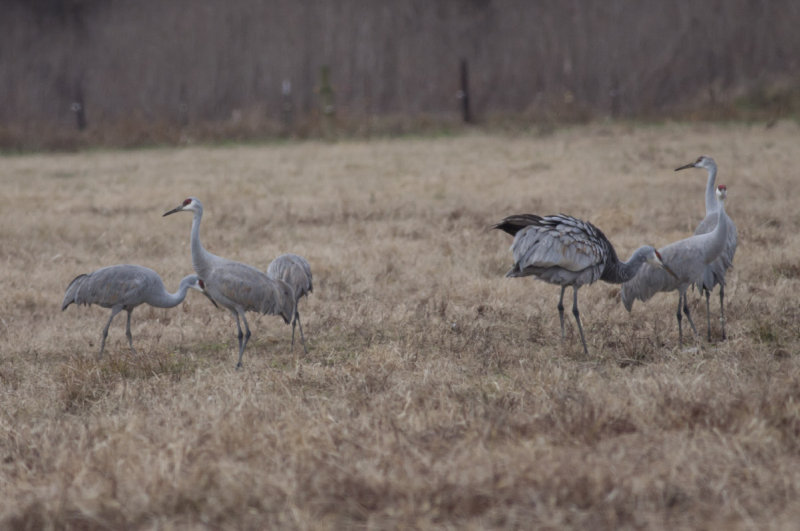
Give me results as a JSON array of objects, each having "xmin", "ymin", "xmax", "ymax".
[
  {"xmin": 704, "ymin": 164, "xmax": 718, "ymax": 214},
  {"xmin": 601, "ymin": 246, "xmax": 653, "ymax": 284},
  {"xmin": 703, "ymin": 201, "xmax": 728, "ymax": 263},
  {"xmin": 190, "ymin": 208, "xmax": 214, "ymax": 278},
  {"xmin": 149, "ymin": 275, "xmax": 196, "ymax": 308}
]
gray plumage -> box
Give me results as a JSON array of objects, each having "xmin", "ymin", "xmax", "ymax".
[
  {"xmin": 675, "ymin": 156, "xmax": 738, "ymax": 340},
  {"xmin": 164, "ymin": 197, "xmax": 295, "ymax": 369},
  {"xmin": 621, "ymin": 185, "xmax": 730, "ymax": 347},
  {"xmin": 267, "ymin": 253, "xmax": 313, "ymax": 353},
  {"xmin": 61, "ymin": 264, "xmax": 204, "ymax": 358},
  {"xmin": 494, "ymin": 213, "xmax": 675, "ymax": 354}
]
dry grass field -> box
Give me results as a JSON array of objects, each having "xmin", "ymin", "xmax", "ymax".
[{"xmin": 1, "ymin": 122, "xmax": 799, "ymax": 529}]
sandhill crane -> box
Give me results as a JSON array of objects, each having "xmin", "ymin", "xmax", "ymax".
[
  {"xmin": 266, "ymin": 253, "xmax": 313, "ymax": 353},
  {"xmin": 621, "ymin": 185, "xmax": 730, "ymax": 347},
  {"xmin": 494, "ymin": 213, "xmax": 677, "ymax": 354},
  {"xmin": 163, "ymin": 198, "xmax": 295, "ymax": 369},
  {"xmin": 675, "ymin": 156, "xmax": 738, "ymax": 340},
  {"xmin": 61, "ymin": 265, "xmax": 205, "ymax": 358}
]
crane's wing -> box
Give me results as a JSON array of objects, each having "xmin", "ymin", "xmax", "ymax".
[
  {"xmin": 620, "ymin": 263, "xmax": 678, "ymax": 311},
  {"xmin": 207, "ymin": 262, "xmax": 294, "ymax": 323},
  {"xmin": 695, "ymin": 215, "xmax": 737, "ymax": 291},
  {"xmin": 693, "ymin": 212, "xmax": 716, "ymax": 236},
  {"xmin": 509, "ymin": 214, "xmax": 606, "ymax": 276}
]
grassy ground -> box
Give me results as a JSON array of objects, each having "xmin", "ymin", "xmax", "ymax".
[{"xmin": 1, "ymin": 122, "xmax": 799, "ymax": 529}]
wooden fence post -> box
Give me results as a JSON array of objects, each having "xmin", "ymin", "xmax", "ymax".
[
  {"xmin": 458, "ymin": 59, "xmax": 472, "ymax": 123},
  {"xmin": 281, "ymin": 79, "xmax": 293, "ymax": 135},
  {"xmin": 72, "ymin": 81, "xmax": 87, "ymax": 131}
]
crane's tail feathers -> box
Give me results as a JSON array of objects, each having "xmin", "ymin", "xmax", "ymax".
[
  {"xmin": 260, "ymin": 279, "xmax": 295, "ymax": 324},
  {"xmin": 61, "ymin": 273, "xmax": 88, "ymax": 311},
  {"xmin": 505, "ymin": 266, "xmax": 527, "ymax": 278},
  {"xmin": 620, "ymin": 287, "xmax": 635, "ymax": 313},
  {"xmin": 278, "ymin": 296, "xmax": 295, "ymax": 324},
  {"xmin": 493, "ymin": 214, "xmax": 543, "ymax": 236}
]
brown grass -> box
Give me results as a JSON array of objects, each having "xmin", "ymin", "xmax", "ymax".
[{"xmin": 1, "ymin": 122, "xmax": 799, "ymax": 529}]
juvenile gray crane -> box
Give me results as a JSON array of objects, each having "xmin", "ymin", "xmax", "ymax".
[
  {"xmin": 61, "ymin": 264, "xmax": 205, "ymax": 358},
  {"xmin": 675, "ymin": 156, "xmax": 738, "ymax": 340},
  {"xmin": 266, "ymin": 253, "xmax": 313, "ymax": 353},
  {"xmin": 163, "ymin": 198, "xmax": 295, "ymax": 369},
  {"xmin": 494, "ymin": 213, "xmax": 676, "ymax": 354},
  {"xmin": 621, "ymin": 185, "xmax": 730, "ymax": 347}
]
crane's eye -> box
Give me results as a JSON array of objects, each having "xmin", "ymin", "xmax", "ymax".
[
  {"xmin": 198, "ymin": 279, "xmax": 205, "ymax": 289},
  {"xmin": 183, "ymin": 198, "xmax": 192, "ymax": 206}
]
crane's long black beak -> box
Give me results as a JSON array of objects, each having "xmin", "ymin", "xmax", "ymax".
[
  {"xmin": 163, "ymin": 205, "xmax": 183, "ymax": 217},
  {"xmin": 196, "ymin": 279, "xmax": 219, "ymax": 308},
  {"xmin": 674, "ymin": 162, "xmax": 695, "ymax": 172},
  {"xmin": 662, "ymin": 262, "xmax": 679, "ymax": 280},
  {"xmin": 203, "ymin": 292, "xmax": 219, "ymax": 309}
]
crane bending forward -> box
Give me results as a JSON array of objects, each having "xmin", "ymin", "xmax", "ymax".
[
  {"xmin": 62, "ymin": 265, "xmax": 205, "ymax": 358},
  {"xmin": 494, "ymin": 213, "xmax": 676, "ymax": 354}
]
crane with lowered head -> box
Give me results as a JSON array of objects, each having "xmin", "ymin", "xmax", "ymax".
[
  {"xmin": 494, "ymin": 213, "xmax": 677, "ymax": 354},
  {"xmin": 62, "ymin": 264, "xmax": 207, "ymax": 358}
]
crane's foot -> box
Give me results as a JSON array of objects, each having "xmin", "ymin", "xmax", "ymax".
[{"xmin": 235, "ymin": 362, "xmax": 244, "ymax": 371}]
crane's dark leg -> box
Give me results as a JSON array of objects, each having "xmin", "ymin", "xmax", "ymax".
[
  {"xmin": 290, "ymin": 312, "xmax": 297, "ymax": 351},
  {"xmin": 295, "ymin": 310, "xmax": 308, "ymax": 354},
  {"xmin": 572, "ymin": 287, "xmax": 588, "ymax": 355},
  {"xmin": 125, "ymin": 309, "xmax": 137, "ymax": 355},
  {"xmin": 682, "ymin": 293, "xmax": 698, "ymax": 336},
  {"xmin": 676, "ymin": 293, "xmax": 683, "ymax": 347},
  {"xmin": 235, "ymin": 311, "xmax": 252, "ymax": 369},
  {"xmin": 231, "ymin": 311, "xmax": 244, "ymax": 367},
  {"xmin": 704, "ymin": 288, "xmax": 712, "ymax": 342},
  {"xmin": 557, "ymin": 286, "xmax": 566, "ymax": 342},
  {"xmin": 99, "ymin": 306, "xmax": 123, "ymax": 359},
  {"xmin": 719, "ymin": 284, "xmax": 727, "ymax": 340}
]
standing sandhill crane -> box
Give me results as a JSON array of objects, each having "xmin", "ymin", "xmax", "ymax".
[
  {"xmin": 494, "ymin": 213, "xmax": 677, "ymax": 354},
  {"xmin": 675, "ymin": 156, "xmax": 738, "ymax": 340},
  {"xmin": 621, "ymin": 185, "xmax": 730, "ymax": 347},
  {"xmin": 163, "ymin": 198, "xmax": 295, "ymax": 369},
  {"xmin": 266, "ymin": 253, "xmax": 313, "ymax": 353},
  {"xmin": 61, "ymin": 265, "xmax": 205, "ymax": 358}
]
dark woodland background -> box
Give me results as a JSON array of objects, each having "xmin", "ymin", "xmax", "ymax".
[{"xmin": 3, "ymin": 0, "xmax": 800, "ymax": 149}]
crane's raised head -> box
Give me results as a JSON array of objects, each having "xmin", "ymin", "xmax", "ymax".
[
  {"xmin": 675, "ymin": 155, "xmax": 715, "ymax": 172},
  {"xmin": 163, "ymin": 197, "xmax": 202, "ymax": 217},
  {"xmin": 716, "ymin": 184, "xmax": 727, "ymax": 201}
]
